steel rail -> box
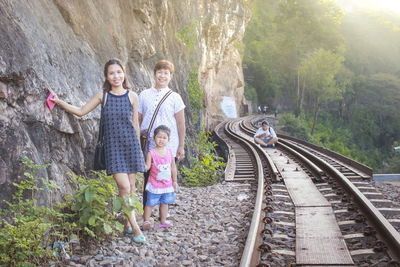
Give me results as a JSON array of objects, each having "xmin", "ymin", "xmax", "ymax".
[
  {"xmin": 280, "ymin": 138, "xmax": 400, "ymax": 261},
  {"xmin": 240, "ymin": 116, "xmax": 400, "ymax": 263},
  {"xmin": 278, "ymin": 141, "xmax": 324, "ymax": 180},
  {"xmin": 214, "ymin": 120, "xmax": 237, "ymax": 180},
  {"xmin": 223, "ymin": 120, "xmax": 265, "ymax": 267},
  {"xmin": 247, "ymin": 117, "xmax": 372, "ymax": 178},
  {"xmin": 278, "ymin": 134, "xmax": 373, "ymax": 178}
]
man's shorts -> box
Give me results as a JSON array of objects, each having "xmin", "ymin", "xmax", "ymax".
[
  {"xmin": 262, "ymin": 136, "xmax": 273, "ymax": 143},
  {"xmin": 146, "ymin": 191, "xmax": 175, "ymax": 207}
]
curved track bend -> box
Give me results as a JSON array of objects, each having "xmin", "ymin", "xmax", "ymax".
[{"xmin": 214, "ymin": 116, "xmax": 400, "ymax": 267}]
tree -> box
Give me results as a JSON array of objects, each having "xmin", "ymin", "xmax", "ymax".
[
  {"xmin": 243, "ymin": 0, "xmax": 344, "ymax": 113},
  {"xmin": 299, "ymin": 49, "xmax": 344, "ymax": 134},
  {"xmin": 349, "ymin": 73, "xmax": 400, "ymax": 151},
  {"xmin": 274, "ymin": 0, "xmax": 344, "ymax": 115}
]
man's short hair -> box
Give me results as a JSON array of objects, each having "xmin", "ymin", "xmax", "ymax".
[
  {"xmin": 154, "ymin": 60, "xmax": 175, "ymax": 74},
  {"xmin": 261, "ymin": 120, "xmax": 269, "ymax": 126}
]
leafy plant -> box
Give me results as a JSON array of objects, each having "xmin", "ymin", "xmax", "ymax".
[
  {"xmin": 0, "ymin": 157, "xmax": 57, "ymax": 266},
  {"xmin": 181, "ymin": 128, "xmax": 226, "ymax": 187},
  {"xmin": 187, "ymin": 68, "xmax": 204, "ymax": 125},
  {"xmin": 244, "ymin": 84, "xmax": 258, "ymax": 102},
  {"xmin": 280, "ymin": 112, "xmax": 310, "ymax": 140},
  {"xmin": 0, "ymin": 157, "xmax": 144, "ymax": 266},
  {"xmin": 175, "ymin": 20, "xmax": 199, "ymax": 51},
  {"xmin": 65, "ymin": 171, "xmax": 142, "ymax": 238}
]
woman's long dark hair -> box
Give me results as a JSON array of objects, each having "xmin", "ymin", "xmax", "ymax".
[{"xmin": 102, "ymin": 58, "xmax": 132, "ymax": 92}]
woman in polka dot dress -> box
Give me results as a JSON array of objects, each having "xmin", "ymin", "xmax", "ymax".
[{"xmin": 48, "ymin": 58, "xmax": 146, "ymax": 243}]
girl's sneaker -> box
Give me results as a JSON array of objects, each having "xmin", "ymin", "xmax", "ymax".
[
  {"xmin": 140, "ymin": 221, "xmax": 152, "ymax": 230},
  {"xmin": 132, "ymin": 234, "xmax": 146, "ymax": 243},
  {"xmin": 159, "ymin": 221, "xmax": 173, "ymax": 228}
]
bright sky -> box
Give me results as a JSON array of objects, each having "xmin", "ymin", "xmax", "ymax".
[
  {"xmin": 373, "ymin": 0, "xmax": 400, "ymax": 12},
  {"xmin": 338, "ymin": 0, "xmax": 400, "ymax": 13}
]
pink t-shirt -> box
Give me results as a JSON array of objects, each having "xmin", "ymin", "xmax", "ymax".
[{"xmin": 145, "ymin": 148, "xmax": 174, "ymax": 194}]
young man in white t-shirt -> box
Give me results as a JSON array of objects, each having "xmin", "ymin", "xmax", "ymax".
[
  {"xmin": 138, "ymin": 60, "xmax": 186, "ymax": 160},
  {"xmin": 138, "ymin": 60, "xmax": 186, "ymax": 209},
  {"xmin": 254, "ymin": 120, "xmax": 278, "ymax": 147}
]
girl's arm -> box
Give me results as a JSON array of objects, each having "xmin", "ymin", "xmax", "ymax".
[
  {"xmin": 129, "ymin": 91, "xmax": 141, "ymax": 139},
  {"xmin": 47, "ymin": 88, "xmax": 102, "ymax": 117},
  {"xmin": 145, "ymin": 151, "xmax": 152, "ymax": 171},
  {"xmin": 171, "ymin": 157, "xmax": 178, "ymax": 190}
]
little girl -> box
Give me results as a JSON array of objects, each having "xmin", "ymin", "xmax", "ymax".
[{"xmin": 142, "ymin": 125, "xmax": 178, "ymax": 229}]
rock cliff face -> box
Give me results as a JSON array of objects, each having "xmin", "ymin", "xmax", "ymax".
[{"xmin": 0, "ymin": 0, "xmax": 248, "ymax": 203}]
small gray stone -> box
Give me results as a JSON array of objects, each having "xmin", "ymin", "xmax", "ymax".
[
  {"xmin": 95, "ymin": 254, "xmax": 104, "ymax": 261},
  {"xmin": 70, "ymin": 255, "xmax": 80, "ymax": 262},
  {"xmin": 79, "ymin": 255, "xmax": 91, "ymax": 264},
  {"xmin": 182, "ymin": 260, "xmax": 192, "ymax": 266},
  {"xmin": 88, "ymin": 259, "xmax": 97, "ymax": 267},
  {"xmin": 199, "ymin": 255, "xmax": 208, "ymax": 261}
]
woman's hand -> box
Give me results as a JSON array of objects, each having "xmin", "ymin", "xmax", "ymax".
[{"xmin": 46, "ymin": 88, "xmax": 60, "ymax": 104}]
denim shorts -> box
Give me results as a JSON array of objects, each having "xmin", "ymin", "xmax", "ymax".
[
  {"xmin": 146, "ymin": 191, "xmax": 175, "ymax": 207},
  {"xmin": 262, "ymin": 136, "xmax": 272, "ymax": 143}
]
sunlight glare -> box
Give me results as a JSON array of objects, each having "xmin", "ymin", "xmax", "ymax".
[
  {"xmin": 338, "ymin": 0, "xmax": 400, "ymax": 13},
  {"xmin": 372, "ymin": 0, "xmax": 400, "ymax": 12}
]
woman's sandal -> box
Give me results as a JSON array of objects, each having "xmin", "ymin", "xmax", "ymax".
[
  {"xmin": 158, "ymin": 221, "xmax": 173, "ymax": 228},
  {"xmin": 140, "ymin": 221, "xmax": 152, "ymax": 231},
  {"xmin": 132, "ymin": 233, "xmax": 146, "ymax": 243},
  {"xmin": 123, "ymin": 227, "xmax": 133, "ymax": 234}
]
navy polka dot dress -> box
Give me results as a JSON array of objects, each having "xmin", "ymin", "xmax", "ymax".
[{"xmin": 103, "ymin": 91, "xmax": 145, "ymax": 175}]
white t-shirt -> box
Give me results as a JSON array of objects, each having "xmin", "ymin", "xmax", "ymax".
[
  {"xmin": 138, "ymin": 87, "xmax": 185, "ymax": 156},
  {"xmin": 254, "ymin": 127, "xmax": 277, "ymax": 140}
]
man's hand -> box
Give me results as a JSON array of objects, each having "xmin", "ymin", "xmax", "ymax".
[
  {"xmin": 257, "ymin": 133, "xmax": 266, "ymax": 138},
  {"xmin": 176, "ymin": 146, "xmax": 185, "ymax": 161}
]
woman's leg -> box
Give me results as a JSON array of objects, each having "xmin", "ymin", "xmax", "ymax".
[
  {"xmin": 123, "ymin": 174, "xmax": 136, "ymax": 231},
  {"xmin": 128, "ymin": 173, "xmax": 136, "ymax": 194},
  {"xmin": 113, "ymin": 173, "xmax": 142, "ymax": 237}
]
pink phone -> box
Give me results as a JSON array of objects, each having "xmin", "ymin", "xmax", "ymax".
[{"xmin": 46, "ymin": 93, "xmax": 56, "ymax": 110}]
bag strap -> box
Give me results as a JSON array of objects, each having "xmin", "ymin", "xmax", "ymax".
[
  {"xmin": 143, "ymin": 89, "xmax": 173, "ymax": 148},
  {"xmin": 96, "ymin": 92, "xmax": 107, "ymax": 144}
]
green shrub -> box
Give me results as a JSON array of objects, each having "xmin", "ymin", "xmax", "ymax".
[
  {"xmin": 0, "ymin": 217, "xmax": 53, "ymax": 266},
  {"xmin": 187, "ymin": 68, "xmax": 204, "ymax": 125},
  {"xmin": 181, "ymin": 128, "xmax": 226, "ymax": 187},
  {"xmin": 280, "ymin": 112, "xmax": 310, "ymax": 140},
  {"xmin": 279, "ymin": 112, "xmax": 380, "ymax": 168},
  {"xmin": 0, "ymin": 157, "xmax": 143, "ymax": 266},
  {"xmin": 175, "ymin": 20, "xmax": 199, "ymax": 51},
  {"xmin": 244, "ymin": 84, "xmax": 258, "ymax": 102},
  {"xmin": 0, "ymin": 157, "xmax": 57, "ymax": 266},
  {"xmin": 64, "ymin": 171, "xmax": 142, "ymax": 238}
]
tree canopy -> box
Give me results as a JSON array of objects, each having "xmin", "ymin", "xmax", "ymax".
[{"xmin": 243, "ymin": 0, "xmax": 400, "ymax": 172}]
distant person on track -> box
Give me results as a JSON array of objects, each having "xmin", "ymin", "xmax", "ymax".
[
  {"xmin": 254, "ymin": 120, "xmax": 278, "ymax": 147},
  {"xmin": 263, "ymin": 105, "xmax": 268, "ymax": 114},
  {"xmin": 141, "ymin": 125, "xmax": 178, "ymax": 230}
]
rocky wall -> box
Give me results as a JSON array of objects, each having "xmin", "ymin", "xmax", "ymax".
[{"xmin": 0, "ymin": 0, "xmax": 249, "ymax": 204}]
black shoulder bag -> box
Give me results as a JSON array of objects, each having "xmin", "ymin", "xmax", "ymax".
[
  {"xmin": 140, "ymin": 90, "xmax": 173, "ymax": 153},
  {"xmin": 93, "ymin": 92, "xmax": 107, "ymax": 170}
]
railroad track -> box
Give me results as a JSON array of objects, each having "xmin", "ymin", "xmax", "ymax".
[{"xmin": 214, "ymin": 116, "xmax": 400, "ymax": 267}]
